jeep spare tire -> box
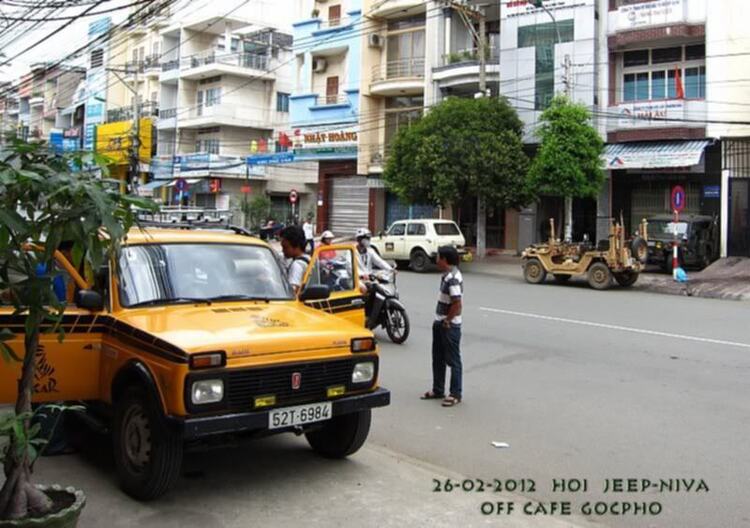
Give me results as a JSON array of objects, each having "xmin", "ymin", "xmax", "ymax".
[{"xmin": 630, "ymin": 236, "xmax": 648, "ymax": 264}]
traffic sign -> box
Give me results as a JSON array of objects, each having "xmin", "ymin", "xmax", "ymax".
[
  {"xmin": 241, "ymin": 184, "xmax": 251, "ymax": 194},
  {"xmin": 289, "ymin": 189, "xmax": 298, "ymax": 204},
  {"xmin": 174, "ymin": 177, "xmax": 188, "ymax": 192},
  {"xmin": 671, "ymin": 185, "xmax": 686, "ymax": 213}
]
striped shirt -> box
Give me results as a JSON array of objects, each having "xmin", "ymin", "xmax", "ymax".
[{"xmin": 435, "ymin": 267, "xmax": 463, "ymax": 325}]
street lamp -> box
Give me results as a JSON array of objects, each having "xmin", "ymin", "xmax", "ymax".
[{"xmin": 531, "ymin": 0, "xmax": 562, "ymax": 46}]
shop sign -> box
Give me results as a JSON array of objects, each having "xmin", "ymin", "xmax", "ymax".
[
  {"xmin": 616, "ymin": 100, "xmax": 684, "ymax": 129},
  {"xmin": 502, "ymin": 0, "xmax": 592, "ymax": 19},
  {"xmin": 616, "ymin": 0, "xmax": 684, "ymax": 31},
  {"xmin": 94, "ymin": 118, "xmax": 153, "ymax": 164},
  {"xmin": 292, "ymin": 124, "xmax": 358, "ymax": 158},
  {"xmin": 703, "ymin": 185, "xmax": 720, "ymax": 199}
]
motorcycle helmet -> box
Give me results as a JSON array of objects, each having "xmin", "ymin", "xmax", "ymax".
[
  {"xmin": 321, "ymin": 230, "xmax": 334, "ymax": 243},
  {"xmin": 355, "ymin": 228, "xmax": 372, "ymax": 241}
]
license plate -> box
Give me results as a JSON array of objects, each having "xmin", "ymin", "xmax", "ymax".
[{"xmin": 268, "ymin": 402, "xmax": 332, "ymax": 429}]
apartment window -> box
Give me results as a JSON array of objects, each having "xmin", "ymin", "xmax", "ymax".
[
  {"xmin": 276, "ymin": 92, "xmax": 290, "ymax": 112},
  {"xmin": 139, "ymin": 47, "xmax": 145, "ymax": 62},
  {"xmin": 326, "ymin": 76, "xmax": 339, "ymax": 104},
  {"xmin": 198, "ymin": 76, "xmax": 222, "ymax": 85},
  {"xmin": 196, "ymin": 138, "xmax": 220, "ymax": 155},
  {"xmin": 328, "ymin": 5, "xmax": 341, "ymax": 26},
  {"xmin": 199, "ymin": 87, "xmax": 221, "ymax": 106},
  {"xmin": 231, "ymin": 38, "xmax": 240, "ymax": 53},
  {"xmin": 152, "ymin": 42, "xmax": 160, "ymax": 56},
  {"xmin": 132, "ymin": 49, "xmax": 139, "ymax": 63},
  {"xmin": 621, "ymin": 44, "xmax": 705, "ymax": 102},
  {"xmin": 384, "ymin": 96, "xmax": 423, "ymax": 147},
  {"xmin": 216, "ymin": 35, "xmax": 225, "ymax": 51},
  {"xmin": 90, "ymin": 49, "xmax": 104, "ymax": 68}
]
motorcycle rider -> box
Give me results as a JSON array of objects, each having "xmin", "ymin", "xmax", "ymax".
[
  {"xmin": 355, "ymin": 228, "xmax": 394, "ymax": 295},
  {"xmin": 319, "ymin": 230, "xmax": 336, "ymax": 261}
]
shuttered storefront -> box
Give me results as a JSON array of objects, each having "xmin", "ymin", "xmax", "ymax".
[{"xmin": 329, "ymin": 175, "xmax": 369, "ymax": 237}]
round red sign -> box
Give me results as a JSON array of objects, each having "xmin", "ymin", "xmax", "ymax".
[
  {"xmin": 289, "ymin": 189, "xmax": 298, "ymax": 204},
  {"xmin": 671, "ymin": 185, "xmax": 686, "ymax": 213}
]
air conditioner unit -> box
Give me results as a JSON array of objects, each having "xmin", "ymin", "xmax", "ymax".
[
  {"xmin": 312, "ymin": 57, "xmax": 327, "ymax": 73},
  {"xmin": 368, "ymin": 34, "xmax": 383, "ymax": 48}
]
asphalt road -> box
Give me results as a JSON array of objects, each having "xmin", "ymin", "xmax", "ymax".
[{"xmin": 369, "ymin": 268, "xmax": 750, "ymax": 528}]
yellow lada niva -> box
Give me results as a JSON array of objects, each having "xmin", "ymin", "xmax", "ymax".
[{"xmin": 0, "ymin": 226, "xmax": 390, "ymax": 500}]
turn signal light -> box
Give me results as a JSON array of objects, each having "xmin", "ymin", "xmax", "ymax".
[
  {"xmin": 351, "ymin": 337, "xmax": 375, "ymax": 353},
  {"xmin": 190, "ymin": 351, "xmax": 226, "ymax": 369}
]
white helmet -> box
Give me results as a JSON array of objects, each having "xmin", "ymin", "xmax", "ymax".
[
  {"xmin": 321, "ymin": 230, "xmax": 334, "ymax": 241},
  {"xmin": 355, "ymin": 228, "xmax": 371, "ymax": 240}
]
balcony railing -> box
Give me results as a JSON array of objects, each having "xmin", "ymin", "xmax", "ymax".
[
  {"xmin": 182, "ymin": 51, "xmax": 269, "ymax": 71},
  {"xmin": 315, "ymin": 93, "xmax": 350, "ymax": 106},
  {"xmin": 372, "ymin": 57, "xmax": 425, "ymax": 82},
  {"xmin": 161, "ymin": 59, "xmax": 180, "ymax": 72},
  {"xmin": 160, "ymin": 107, "xmax": 177, "ymax": 119},
  {"xmin": 106, "ymin": 101, "xmax": 159, "ymax": 122},
  {"xmin": 440, "ymin": 47, "xmax": 500, "ymax": 67},
  {"xmin": 316, "ymin": 16, "xmax": 353, "ymax": 29}
]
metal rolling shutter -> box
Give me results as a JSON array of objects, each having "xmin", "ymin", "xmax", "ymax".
[{"xmin": 329, "ymin": 176, "xmax": 368, "ymax": 237}]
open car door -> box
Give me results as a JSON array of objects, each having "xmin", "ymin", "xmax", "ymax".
[
  {"xmin": 0, "ymin": 251, "xmax": 104, "ymax": 404},
  {"xmin": 300, "ymin": 244, "xmax": 365, "ymax": 327}
]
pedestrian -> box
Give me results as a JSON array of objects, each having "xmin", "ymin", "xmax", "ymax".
[
  {"xmin": 303, "ymin": 216, "xmax": 315, "ymax": 254},
  {"xmin": 421, "ymin": 245, "xmax": 463, "ymax": 407},
  {"xmin": 279, "ymin": 225, "xmax": 310, "ymax": 294},
  {"xmin": 319, "ymin": 230, "xmax": 336, "ymax": 260}
]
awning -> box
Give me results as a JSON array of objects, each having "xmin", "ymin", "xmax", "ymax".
[
  {"xmin": 166, "ymin": 178, "xmax": 202, "ymax": 187},
  {"xmin": 604, "ymin": 140, "xmax": 712, "ymax": 170},
  {"xmin": 139, "ymin": 180, "xmax": 168, "ymax": 191}
]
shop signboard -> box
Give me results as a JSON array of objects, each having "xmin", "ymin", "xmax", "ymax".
[
  {"xmin": 502, "ymin": 0, "xmax": 592, "ymax": 19},
  {"xmin": 616, "ymin": 0, "xmax": 684, "ymax": 31},
  {"xmin": 616, "ymin": 100, "xmax": 685, "ymax": 129},
  {"xmin": 292, "ymin": 124, "xmax": 358, "ymax": 159}
]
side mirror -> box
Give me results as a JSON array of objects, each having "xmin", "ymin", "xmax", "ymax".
[
  {"xmin": 75, "ymin": 289, "xmax": 104, "ymax": 311},
  {"xmin": 378, "ymin": 231, "xmax": 386, "ymax": 237},
  {"xmin": 299, "ymin": 284, "xmax": 330, "ymax": 302}
]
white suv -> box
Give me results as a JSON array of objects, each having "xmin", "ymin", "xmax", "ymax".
[{"xmin": 371, "ymin": 219, "xmax": 467, "ymax": 272}]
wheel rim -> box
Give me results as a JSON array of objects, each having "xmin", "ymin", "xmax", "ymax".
[
  {"xmin": 387, "ymin": 308, "xmax": 405, "ymax": 338},
  {"xmin": 592, "ymin": 267, "xmax": 608, "ymax": 284},
  {"xmin": 122, "ymin": 404, "xmax": 151, "ymax": 473},
  {"xmin": 527, "ymin": 263, "xmax": 541, "ymax": 280}
]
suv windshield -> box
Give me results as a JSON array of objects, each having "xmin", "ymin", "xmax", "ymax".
[
  {"xmin": 650, "ymin": 220, "xmax": 689, "ymax": 237},
  {"xmin": 434, "ymin": 222, "xmax": 460, "ymax": 236},
  {"xmin": 118, "ymin": 244, "xmax": 293, "ymax": 307}
]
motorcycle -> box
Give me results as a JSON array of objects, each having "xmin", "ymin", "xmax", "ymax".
[{"xmin": 365, "ymin": 270, "xmax": 410, "ymax": 344}]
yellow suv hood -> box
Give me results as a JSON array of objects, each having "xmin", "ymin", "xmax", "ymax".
[{"xmin": 116, "ymin": 302, "xmax": 366, "ymax": 362}]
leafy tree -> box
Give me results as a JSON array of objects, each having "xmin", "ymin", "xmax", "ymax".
[
  {"xmin": 0, "ymin": 138, "xmax": 152, "ymax": 520},
  {"xmin": 384, "ymin": 96, "xmax": 531, "ymax": 257},
  {"xmin": 528, "ymin": 95, "xmax": 605, "ymax": 241}
]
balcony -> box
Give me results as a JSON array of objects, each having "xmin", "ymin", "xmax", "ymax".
[
  {"xmin": 143, "ymin": 54, "xmax": 161, "ymax": 77},
  {"xmin": 159, "ymin": 59, "xmax": 180, "ymax": 84},
  {"xmin": 432, "ymin": 48, "xmax": 500, "ymax": 90},
  {"xmin": 179, "ymin": 103, "xmax": 272, "ymax": 129},
  {"xmin": 370, "ymin": 58, "xmax": 425, "ymax": 96},
  {"xmin": 179, "ymin": 51, "xmax": 275, "ymax": 81},
  {"xmin": 608, "ymin": 0, "xmax": 705, "ymax": 37},
  {"xmin": 368, "ymin": 0, "xmax": 425, "ymax": 18},
  {"xmin": 157, "ymin": 107, "xmax": 177, "ymax": 129},
  {"xmin": 106, "ymin": 102, "xmax": 159, "ymax": 123},
  {"xmin": 29, "ymin": 94, "xmax": 44, "ymax": 107}
]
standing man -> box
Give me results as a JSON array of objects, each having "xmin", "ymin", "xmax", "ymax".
[
  {"xmin": 421, "ymin": 246, "xmax": 463, "ymax": 407},
  {"xmin": 303, "ymin": 216, "xmax": 315, "ymax": 254},
  {"xmin": 279, "ymin": 225, "xmax": 310, "ymax": 294}
]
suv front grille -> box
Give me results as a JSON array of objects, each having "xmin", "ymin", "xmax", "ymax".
[{"xmin": 226, "ymin": 356, "xmax": 377, "ymax": 411}]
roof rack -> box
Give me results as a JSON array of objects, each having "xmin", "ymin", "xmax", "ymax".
[{"xmin": 135, "ymin": 221, "xmax": 255, "ymax": 237}]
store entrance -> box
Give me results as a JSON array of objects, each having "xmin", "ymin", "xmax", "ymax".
[{"xmin": 729, "ymin": 179, "xmax": 750, "ymax": 256}]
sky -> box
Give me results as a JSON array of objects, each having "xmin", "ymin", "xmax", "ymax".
[{"xmin": 0, "ymin": 0, "xmax": 133, "ymax": 82}]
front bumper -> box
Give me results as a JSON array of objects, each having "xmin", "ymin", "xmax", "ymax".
[{"xmin": 176, "ymin": 388, "xmax": 391, "ymax": 440}]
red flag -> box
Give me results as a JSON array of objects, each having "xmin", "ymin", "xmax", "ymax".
[
  {"xmin": 258, "ymin": 138, "xmax": 267, "ymax": 152},
  {"xmin": 278, "ymin": 132, "xmax": 292, "ymax": 149},
  {"xmin": 674, "ymin": 67, "xmax": 685, "ymax": 99}
]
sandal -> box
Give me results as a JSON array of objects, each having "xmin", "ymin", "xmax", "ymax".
[
  {"xmin": 420, "ymin": 390, "xmax": 444, "ymax": 400},
  {"xmin": 441, "ymin": 396, "xmax": 461, "ymax": 407}
]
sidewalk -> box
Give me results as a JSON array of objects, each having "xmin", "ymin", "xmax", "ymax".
[{"xmin": 462, "ymin": 254, "xmax": 750, "ymax": 301}]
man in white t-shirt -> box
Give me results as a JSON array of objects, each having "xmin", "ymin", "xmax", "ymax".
[
  {"xmin": 279, "ymin": 225, "xmax": 310, "ymax": 293},
  {"xmin": 303, "ymin": 218, "xmax": 315, "ymax": 254}
]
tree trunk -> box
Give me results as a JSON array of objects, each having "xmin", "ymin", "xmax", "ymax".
[
  {"xmin": 0, "ymin": 311, "xmax": 52, "ymax": 520},
  {"xmin": 476, "ymin": 195, "xmax": 486, "ymax": 259},
  {"xmin": 564, "ymin": 196, "xmax": 573, "ymax": 242}
]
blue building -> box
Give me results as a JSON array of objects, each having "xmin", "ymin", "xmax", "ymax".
[{"xmin": 291, "ymin": 0, "xmax": 363, "ymax": 236}]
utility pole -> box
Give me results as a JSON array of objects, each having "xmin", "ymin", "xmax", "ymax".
[
  {"xmin": 108, "ymin": 65, "xmax": 141, "ymax": 194},
  {"xmin": 454, "ymin": 1, "xmax": 490, "ymax": 259}
]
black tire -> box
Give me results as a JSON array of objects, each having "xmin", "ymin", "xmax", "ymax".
[
  {"xmin": 523, "ymin": 259, "xmax": 547, "ymax": 284},
  {"xmin": 409, "ymin": 249, "xmax": 429, "ymax": 273},
  {"xmin": 306, "ymin": 409, "xmax": 371, "ymax": 459},
  {"xmin": 630, "ymin": 237, "xmax": 648, "ymax": 264},
  {"xmin": 113, "ymin": 387, "xmax": 183, "ymax": 501},
  {"xmin": 553, "ymin": 274, "xmax": 571, "ymax": 284},
  {"xmin": 384, "ymin": 303, "xmax": 410, "ymax": 344},
  {"xmin": 614, "ymin": 271, "xmax": 639, "ymax": 287},
  {"xmin": 587, "ymin": 262, "xmax": 612, "ymax": 290}
]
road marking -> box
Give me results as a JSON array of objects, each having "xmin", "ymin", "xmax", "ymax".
[{"xmin": 479, "ymin": 307, "xmax": 750, "ymax": 350}]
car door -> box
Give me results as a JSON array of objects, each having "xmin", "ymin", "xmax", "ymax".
[
  {"xmin": 0, "ymin": 251, "xmax": 104, "ymax": 404},
  {"xmin": 300, "ymin": 244, "xmax": 365, "ymax": 327},
  {"xmin": 381, "ymin": 222, "xmax": 406, "ymax": 259},
  {"xmin": 406, "ymin": 222, "xmax": 428, "ymax": 255}
]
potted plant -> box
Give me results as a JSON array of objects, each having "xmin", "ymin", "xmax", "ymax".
[{"xmin": 0, "ymin": 138, "xmax": 152, "ymax": 526}]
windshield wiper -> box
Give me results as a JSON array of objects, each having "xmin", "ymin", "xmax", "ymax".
[
  {"xmin": 128, "ymin": 297, "xmax": 213, "ymax": 308},
  {"xmin": 207, "ymin": 294, "xmax": 275, "ymax": 303}
]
